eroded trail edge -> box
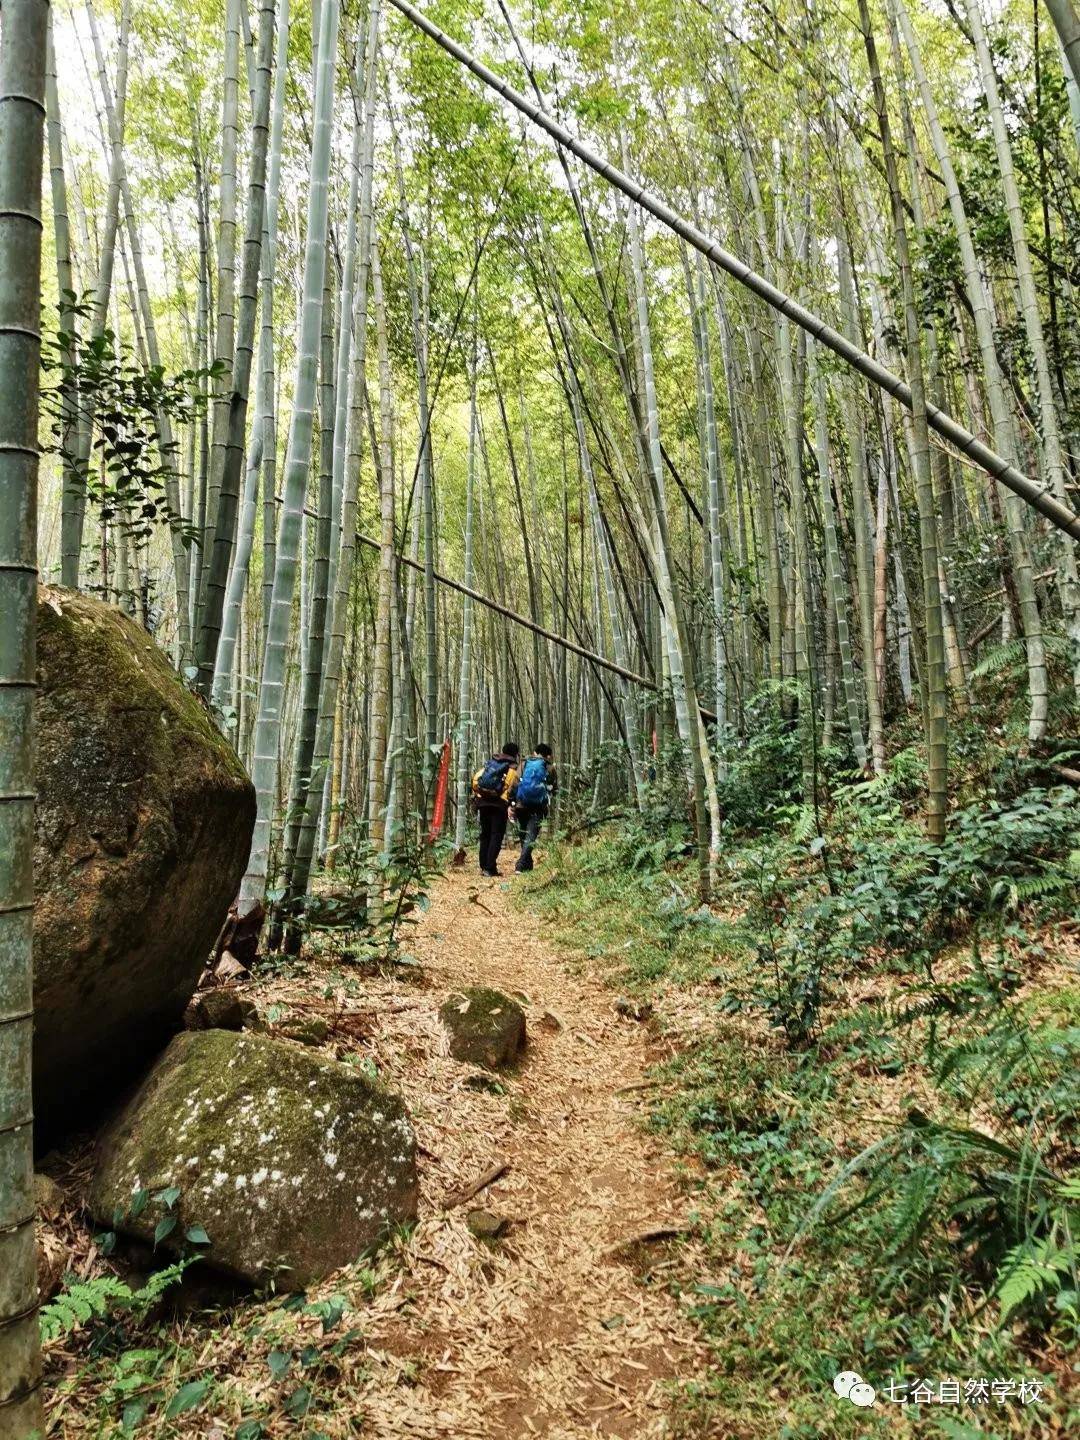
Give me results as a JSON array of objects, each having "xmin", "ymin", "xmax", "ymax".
[{"xmin": 350, "ymin": 869, "xmax": 709, "ymax": 1438}]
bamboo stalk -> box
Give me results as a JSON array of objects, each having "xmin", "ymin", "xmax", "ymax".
[{"xmin": 0, "ymin": 0, "xmax": 47, "ymax": 1428}]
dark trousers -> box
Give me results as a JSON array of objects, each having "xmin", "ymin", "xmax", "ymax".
[
  {"xmin": 478, "ymin": 805, "xmax": 509, "ymax": 874},
  {"xmin": 515, "ymin": 806, "xmax": 545, "ymax": 871}
]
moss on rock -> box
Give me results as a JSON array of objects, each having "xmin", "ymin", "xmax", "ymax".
[
  {"xmin": 33, "ymin": 588, "xmax": 255, "ymax": 1127},
  {"xmin": 89, "ymin": 1030, "xmax": 418, "ymax": 1288},
  {"xmin": 439, "ymin": 987, "xmax": 526, "ymax": 1070},
  {"xmin": 183, "ymin": 989, "xmax": 257, "ymax": 1032}
]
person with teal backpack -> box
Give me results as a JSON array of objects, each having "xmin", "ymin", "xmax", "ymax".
[{"xmin": 513, "ymin": 744, "xmax": 557, "ymax": 873}]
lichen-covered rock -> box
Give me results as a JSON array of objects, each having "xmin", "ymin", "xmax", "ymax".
[
  {"xmin": 440, "ymin": 987, "xmax": 526, "ymax": 1070},
  {"xmin": 33, "ymin": 588, "xmax": 255, "ymax": 1126},
  {"xmin": 183, "ymin": 989, "xmax": 257, "ymax": 1032},
  {"xmin": 89, "ymin": 1030, "xmax": 418, "ymax": 1287}
]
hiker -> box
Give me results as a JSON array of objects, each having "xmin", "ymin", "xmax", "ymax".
[
  {"xmin": 471, "ymin": 742, "xmax": 520, "ymax": 877},
  {"xmin": 513, "ymin": 743, "xmax": 557, "ymax": 873}
]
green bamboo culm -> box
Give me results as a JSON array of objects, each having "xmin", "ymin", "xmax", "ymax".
[
  {"xmin": 0, "ymin": 1, "xmax": 47, "ymax": 1434},
  {"xmin": 238, "ymin": 0, "xmax": 340, "ymax": 920},
  {"xmin": 284, "ymin": 0, "xmax": 382, "ymax": 922},
  {"xmin": 860, "ymin": 0, "xmax": 948, "ymax": 843},
  {"xmin": 196, "ymin": 0, "xmax": 277, "ymax": 695}
]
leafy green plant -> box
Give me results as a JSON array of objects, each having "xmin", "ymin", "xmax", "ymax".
[
  {"xmin": 41, "ymin": 292, "xmax": 218, "ymax": 550},
  {"xmin": 39, "ymin": 1261, "xmax": 191, "ymax": 1343}
]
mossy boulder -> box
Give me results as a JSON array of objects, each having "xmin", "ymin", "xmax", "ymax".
[
  {"xmin": 183, "ymin": 988, "xmax": 257, "ymax": 1032},
  {"xmin": 33, "ymin": 588, "xmax": 255, "ymax": 1127},
  {"xmin": 440, "ymin": 987, "xmax": 526, "ymax": 1070},
  {"xmin": 89, "ymin": 1029, "xmax": 418, "ymax": 1287}
]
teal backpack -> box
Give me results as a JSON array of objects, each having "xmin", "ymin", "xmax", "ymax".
[{"xmin": 517, "ymin": 757, "xmax": 549, "ymax": 807}]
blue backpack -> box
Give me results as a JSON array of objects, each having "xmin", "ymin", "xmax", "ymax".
[
  {"xmin": 517, "ymin": 757, "xmax": 549, "ymax": 807},
  {"xmin": 475, "ymin": 757, "xmax": 511, "ymax": 803}
]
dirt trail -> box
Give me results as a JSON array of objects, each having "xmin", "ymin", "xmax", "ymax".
[{"xmin": 353, "ymin": 867, "xmax": 710, "ymax": 1438}]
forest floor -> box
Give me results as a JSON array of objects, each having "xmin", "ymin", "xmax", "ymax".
[
  {"xmin": 44, "ymin": 823, "xmax": 1075, "ymax": 1438},
  {"xmin": 43, "ymin": 863, "xmax": 718, "ymax": 1439}
]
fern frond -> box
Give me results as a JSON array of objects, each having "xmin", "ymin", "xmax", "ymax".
[
  {"xmin": 39, "ymin": 1260, "xmax": 192, "ymax": 1343},
  {"xmin": 40, "ymin": 1276, "xmax": 132, "ymax": 1342},
  {"xmin": 1004, "ymin": 870, "xmax": 1074, "ymax": 908},
  {"xmin": 996, "ymin": 1237, "xmax": 1074, "ymax": 1318},
  {"xmin": 973, "ymin": 633, "xmax": 1072, "ymax": 679},
  {"xmin": 972, "ymin": 638, "xmax": 1028, "ymax": 680}
]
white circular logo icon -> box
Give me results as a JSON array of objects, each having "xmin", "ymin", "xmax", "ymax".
[{"xmin": 833, "ymin": 1371, "xmax": 877, "ymax": 1407}]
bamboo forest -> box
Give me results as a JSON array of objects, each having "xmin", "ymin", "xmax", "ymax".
[{"xmin": 3, "ymin": 0, "xmax": 1080, "ymax": 1433}]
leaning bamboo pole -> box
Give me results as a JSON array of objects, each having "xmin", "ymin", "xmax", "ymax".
[{"xmin": 354, "ymin": 535, "xmax": 680, "ymax": 706}]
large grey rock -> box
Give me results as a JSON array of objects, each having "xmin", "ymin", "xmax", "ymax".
[
  {"xmin": 440, "ymin": 987, "xmax": 526, "ymax": 1070},
  {"xmin": 89, "ymin": 1029, "xmax": 418, "ymax": 1288},
  {"xmin": 33, "ymin": 588, "xmax": 255, "ymax": 1125}
]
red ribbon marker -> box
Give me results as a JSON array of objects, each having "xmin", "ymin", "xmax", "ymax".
[{"xmin": 428, "ymin": 738, "xmax": 451, "ymax": 842}]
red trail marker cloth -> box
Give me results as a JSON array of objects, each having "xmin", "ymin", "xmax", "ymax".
[{"xmin": 429, "ymin": 739, "xmax": 451, "ymax": 842}]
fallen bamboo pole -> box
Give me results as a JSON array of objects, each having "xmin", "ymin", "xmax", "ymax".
[
  {"xmin": 386, "ymin": 0, "xmax": 1080, "ymax": 544},
  {"xmin": 276, "ymin": 496, "xmax": 689, "ymax": 712}
]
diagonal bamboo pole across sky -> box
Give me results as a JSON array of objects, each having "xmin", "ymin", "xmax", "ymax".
[
  {"xmin": 353, "ymin": 531, "xmax": 684, "ymax": 704},
  {"xmin": 386, "ymin": 0, "xmax": 1080, "ymax": 543}
]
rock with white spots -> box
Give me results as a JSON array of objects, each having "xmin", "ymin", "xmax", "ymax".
[{"xmin": 88, "ymin": 1030, "xmax": 418, "ymax": 1287}]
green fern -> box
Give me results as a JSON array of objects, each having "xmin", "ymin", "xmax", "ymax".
[
  {"xmin": 790, "ymin": 805, "xmax": 817, "ymax": 845},
  {"xmin": 973, "ymin": 632, "xmax": 1070, "ymax": 680},
  {"xmin": 40, "ymin": 1260, "xmax": 192, "ymax": 1343},
  {"xmin": 1000, "ymin": 869, "xmax": 1075, "ymax": 910},
  {"xmin": 971, "ymin": 637, "xmax": 1027, "ymax": 680},
  {"xmin": 996, "ymin": 1237, "xmax": 1075, "ymax": 1318},
  {"xmin": 39, "ymin": 1276, "xmax": 133, "ymax": 1342},
  {"xmin": 886, "ymin": 1164, "xmax": 944, "ymax": 1256}
]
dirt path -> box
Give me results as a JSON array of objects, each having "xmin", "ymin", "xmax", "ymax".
[{"xmin": 350, "ymin": 867, "xmax": 710, "ymax": 1438}]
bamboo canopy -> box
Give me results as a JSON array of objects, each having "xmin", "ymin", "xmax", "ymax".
[{"xmin": 387, "ymin": 0, "xmax": 1080, "ymax": 544}]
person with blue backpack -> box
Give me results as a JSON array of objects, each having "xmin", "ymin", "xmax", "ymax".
[
  {"xmin": 470, "ymin": 742, "xmax": 521, "ymax": 877},
  {"xmin": 513, "ymin": 743, "xmax": 557, "ymax": 873}
]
